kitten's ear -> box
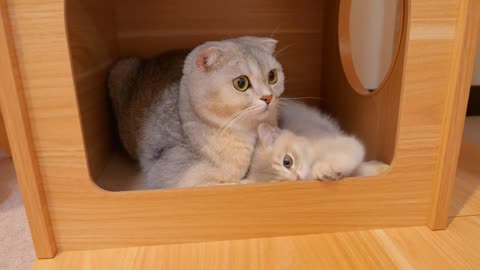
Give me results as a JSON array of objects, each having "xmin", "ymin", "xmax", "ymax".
[
  {"xmin": 258, "ymin": 123, "xmax": 280, "ymax": 148},
  {"xmin": 196, "ymin": 46, "xmax": 223, "ymax": 71}
]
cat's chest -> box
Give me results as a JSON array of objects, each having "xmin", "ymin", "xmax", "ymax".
[{"xmin": 207, "ymin": 134, "xmax": 255, "ymax": 171}]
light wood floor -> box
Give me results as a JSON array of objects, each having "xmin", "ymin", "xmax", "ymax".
[{"xmin": 31, "ymin": 117, "xmax": 480, "ymax": 270}]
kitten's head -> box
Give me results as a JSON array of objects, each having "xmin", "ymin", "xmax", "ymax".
[
  {"xmin": 248, "ymin": 124, "xmax": 314, "ymax": 182},
  {"xmin": 182, "ymin": 36, "xmax": 285, "ymax": 131}
]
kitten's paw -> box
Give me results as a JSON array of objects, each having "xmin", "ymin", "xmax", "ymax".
[
  {"xmin": 194, "ymin": 180, "xmax": 239, "ymax": 187},
  {"xmin": 311, "ymin": 162, "xmax": 345, "ymax": 181},
  {"xmin": 239, "ymin": 178, "xmax": 256, "ymax": 184}
]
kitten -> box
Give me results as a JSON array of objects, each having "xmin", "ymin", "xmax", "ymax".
[
  {"xmin": 246, "ymin": 124, "xmax": 314, "ymax": 182},
  {"xmin": 245, "ymin": 101, "xmax": 389, "ymax": 182},
  {"xmin": 108, "ymin": 36, "xmax": 285, "ymax": 188}
]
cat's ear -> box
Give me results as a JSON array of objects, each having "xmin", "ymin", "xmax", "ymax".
[
  {"xmin": 196, "ymin": 46, "xmax": 223, "ymax": 71},
  {"xmin": 240, "ymin": 36, "xmax": 278, "ymax": 54},
  {"xmin": 258, "ymin": 38, "xmax": 278, "ymax": 54},
  {"xmin": 258, "ymin": 123, "xmax": 280, "ymax": 148}
]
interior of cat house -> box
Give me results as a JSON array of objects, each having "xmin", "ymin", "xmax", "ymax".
[{"xmin": 65, "ymin": 0, "xmax": 406, "ymax": 191}]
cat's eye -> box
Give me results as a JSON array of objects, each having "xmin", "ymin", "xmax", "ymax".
[
  {"xmin": 233, "ymin": 75, "xmax": 250, "ymax": 92},
  {"xmin": 267, "ymin": 69, "xmax": 278, "ymax": 84},
  {"xmin": 283, "ymin": 154, "xmax": 293, "ymax": 169}
]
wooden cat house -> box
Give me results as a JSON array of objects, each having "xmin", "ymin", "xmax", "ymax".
[{"xmin": 0, "ymin": 0, "xmax": 478, "ymax": 263}]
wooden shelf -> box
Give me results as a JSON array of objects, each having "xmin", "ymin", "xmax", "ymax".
[
  {"xmin": 31, "ymin": 117, "xmax": 480, "ymax": 269},
  {"xmin": 31, "ymin": 215, "xmax": 480, "ymax": 270}
]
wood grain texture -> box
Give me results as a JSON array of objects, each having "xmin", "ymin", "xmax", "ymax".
[
  {"xmin": 0, "ymin": 0, "xmax": 56, "ymax": 258},
  {"xmin": 0, "ymin": 103, "xmax": 11, "ymax": 155},
  {"xmin": 4, "ymin": 0, "xmax": 473, "ymax": 252},
  {"xmin": 65, "ymin": 0, "xmax": 118, "ymax": 179},
  {"xmin": 114, "ymin": 0, "xmax": 326, "ymax": 106},
  {"xmin": 427, "ymin": 0, "xmax": 480, "ymax": 230},
  {"xmin": 323, "ymin": 0, "xmax": 407, "ymax": 163},
  {"xmin": 30, "ymin": 215, "xmax": 480, "ymax": 270}
]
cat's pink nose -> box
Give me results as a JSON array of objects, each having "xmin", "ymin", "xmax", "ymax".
[{"xmin": 260, "ymin": 95, "xmax": 273, "ymax": 105}]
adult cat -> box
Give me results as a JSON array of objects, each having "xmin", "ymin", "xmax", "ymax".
[{"xmin": 108, "ymin": 37, "xmax": 285, "ymax": 188}]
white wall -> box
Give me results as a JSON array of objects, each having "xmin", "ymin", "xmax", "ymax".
[
  {"xmin": 350, "ymin": 0, "xmax": 480, "ymax": 87},
  {"xmin": 350, "ymin": 0, "xmax": 399, "ymax": 89}
]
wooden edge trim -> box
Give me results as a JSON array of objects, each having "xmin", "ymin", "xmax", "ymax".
[
  {"xmin": 427, "ymin": 0, "xmax": 480, "ymax": 230},
  {"xmin": 337, "ymin": 0, "xmax": 406, "ymax": 95},
  {"xmin": 0, "ymin": 0, "xmax": 56, "ymax": 258}
]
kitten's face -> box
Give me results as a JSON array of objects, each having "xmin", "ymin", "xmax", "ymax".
[
  {"xmin": 251, "ymin": 124, "xmax": 314, "ymax": 181},
  {"xmin": 182, "ymin": 37, "xmax": 285, "ymax": 130},
  {"xmin": 269, "ymin": 132, "xmax": 313, "ymax": 180}
]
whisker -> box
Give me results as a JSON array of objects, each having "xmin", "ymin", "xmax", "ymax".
[
  {"xmin": 217, "ymin": 110, "xmax": 250, "ymax": 135},
  {"xmin": 198, "ymin": 106, "xmax": 262, "ymax": 154},
  {"xmin": 274, "ymin": 44, "xmax": 293, "ymax": 58},
  {"xmin": 279, "ymin": 97, "xmax": 323, "ymax": 100},
  {"xmin": 226, "ymin": 107, "xmax": 260, "ymax": 128},
  {"xmin": 269, "ymin": 24, "xmax": 282, "ymax": 38},
  {"xmin": 217, "ymin": 105, "xmax": 263, "ymax": 136}
]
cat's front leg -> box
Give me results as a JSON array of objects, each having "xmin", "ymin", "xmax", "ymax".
[
  {"xmin": 239, "ymin": 178, "xmax": 256, "ymax": 184},
  {"xmin": 311, "ymin": 136, "xmax": 365, "ymax": 181},
  {"xmin": 175, "ymin": 161, "xmax": 242, "ymax": 188},
  {"xmin": 311, "ymin": 160, "xmax": 346, "ymax": 180}
]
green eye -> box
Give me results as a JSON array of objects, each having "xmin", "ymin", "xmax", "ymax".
[
  {"xmin": 233, "ymin": 75, "xmax": 250, "ymax": 92},
  {"xmin": 283, "ymin": 154, "xmax": 293, "ymax": 169},
  {"xmin": 268, "ymin": 69, "xmax": 278, "ymax": 84}
]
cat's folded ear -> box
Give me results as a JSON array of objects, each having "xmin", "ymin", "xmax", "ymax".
[
  {"xmin": 258, "ymin": 123, "xmax": 281, "ymax": 148},
  {"xmin": 240, "ymin": 36, "xmax": 278, "ymax": 54},
  {"xmin": 196, "ymin": 46, "xmax": 224, "ymax": 72},
  {"xmin": 257, "ymin": 37, "xmax": 278, "ymax": 54}
]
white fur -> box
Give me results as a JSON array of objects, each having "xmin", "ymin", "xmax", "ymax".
[
  {"xmin": 353, "ymin": 160, "xmax": 390, "ymax": 177},
  {"xmin": 281, "ymin": 100, "xmax": 366, "ymax": 180},
  {"xmin": 247, "ymin": 100, "xmax": 388, "ymax": 182},
  {"xmin": 141, "ymin": 36, "xmax": 285, "ymax": 188}
]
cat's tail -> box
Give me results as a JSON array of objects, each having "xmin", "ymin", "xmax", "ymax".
[
  {"xmin": 107, "ymin": 58, "xmax": 142, "ymax": 118},
  {"xmin": 353, "ymin": 160, "xmax": 390, "ymax": 177}
]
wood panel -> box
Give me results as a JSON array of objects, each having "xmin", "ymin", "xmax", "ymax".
[
  {"xmin": 5, "ymin": 0, "xmax": 471, "ymax": 252},
  {"xmin": 65, "ymin": 0, "xmax": 118, "ymax": 179},
  {"xmin": 321, "ymin": 0, "xmax": 407, "ymax": 163},
  {"xmin": 114, "ymin": 0, "xmax": 325, "ymax": 42},
  {"xmin": 427, "ymin": 0, "xmax": 480, "ymax": 229},
  {"xmin": 114, "ymin": 0, "xmax": 326, "ymax": 106},
  {"xmin": 31, "ymin": 215, "xmax": 480, "ymax": 270},
  {"xmin": 0, "ymin": 0, "xmax": 56, "ymax": 258}
]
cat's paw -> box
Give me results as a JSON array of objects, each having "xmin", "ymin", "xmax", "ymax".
[
  {"xmin": 311, "ymin": 155, "xmax": 362, "ymax": 181},
  {"xmin": 239, "ymin": 178, "xmax": 256, "ymax": 184},
  {"xmin": 311, "ymin": 161, "xmax": 345, "ymax": 181}
]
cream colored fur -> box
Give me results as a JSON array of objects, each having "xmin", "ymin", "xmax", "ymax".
[
  {"xmin": 246, "ymin": 101, "xmax": 389, "ymax": 182},
  {"xmin": 109, "ymin": 36, "xmax": 285, "ymax": 188}
]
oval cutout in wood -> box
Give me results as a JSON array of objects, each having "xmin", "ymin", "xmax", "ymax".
[{"xmin": 339, "ymin": 0, "xmax": 404, "ymax": 94}]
